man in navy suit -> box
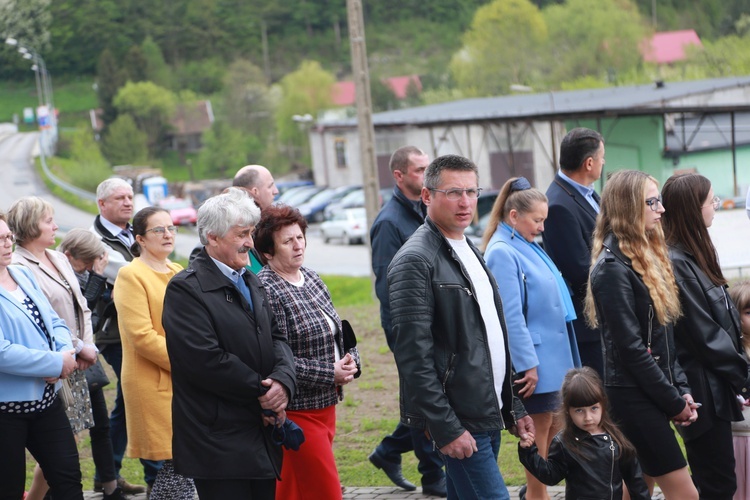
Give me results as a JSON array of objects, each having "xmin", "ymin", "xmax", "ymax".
[{"xmin": 543, "ymin": 128, "xmax": 605, "ymax": 376}]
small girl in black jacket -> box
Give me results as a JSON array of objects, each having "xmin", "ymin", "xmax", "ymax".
[{"xmin": 518, "ymin": 367, "xmax": 650, "ymax": 499}]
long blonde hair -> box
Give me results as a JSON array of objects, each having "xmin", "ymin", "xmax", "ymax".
[{"xmin": 585, "ymin": 170, "xmax": 681, "ymax": 327}]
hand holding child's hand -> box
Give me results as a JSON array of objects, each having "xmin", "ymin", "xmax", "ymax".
[{"xmin": 519, "ymin": 432, "xmax": 535, "ymax": 449}]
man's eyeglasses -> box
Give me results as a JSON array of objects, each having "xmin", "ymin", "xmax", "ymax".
[
  {"xmin": 0, "ymin": 232, "xmax": 16, "ymax": 244},
  {"xmin": 703, "ymin": 196, "xmax": 721, "ymax": 209},
  {"xmin": 645, "ymin": 196, "xmax": 663, "ymax": 212},
  {"xmin": 145, "ymin": 226, "xmax": 178, "ymax": 236},
  {"xmin": 428, "ymin": 188, "xmax": 483, "ymax": 201}
]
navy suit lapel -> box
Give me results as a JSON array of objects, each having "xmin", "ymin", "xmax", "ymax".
[{"xmin": 554, "ymin": 175, "xmax": 598, "ymax": 221}]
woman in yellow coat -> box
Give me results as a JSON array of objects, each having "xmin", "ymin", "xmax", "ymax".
[{"xmin": 114, "ymin": 206, "xmax": 194, "ymax": 499}]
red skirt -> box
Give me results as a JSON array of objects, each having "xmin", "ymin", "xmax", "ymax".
[{"xmin": 276, "ymin": 405, "xmax": 341, "ymax": 500}]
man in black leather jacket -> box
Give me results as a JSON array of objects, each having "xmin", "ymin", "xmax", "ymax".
[{"xmin": 388, "ymin": 154, "xmax": 533, "ymax": 499}]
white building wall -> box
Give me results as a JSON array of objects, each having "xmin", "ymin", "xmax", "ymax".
[{"xmin": 309, "ymin": 120, "xmax": 566, "ymax": 190}]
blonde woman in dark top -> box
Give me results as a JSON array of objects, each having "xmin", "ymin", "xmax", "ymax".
[{"xmin": 585, "ymin": 170, "xmax": 698, "ymax": 499}]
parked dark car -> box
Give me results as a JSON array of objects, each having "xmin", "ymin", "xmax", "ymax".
[
  {"xmin": 276, "ymin": 185, "xmax": 326, "ymax": 207},
  {"xmin": 274, "ymin": 180, "xmax": 313, "ymax": 200},
  {"xmin": 323, "ymin": 187, "xmax": 394, "ymax": 221},
  {"xmin": 297, "ymin": 185, "xmax": 361, "ymax": 222}
]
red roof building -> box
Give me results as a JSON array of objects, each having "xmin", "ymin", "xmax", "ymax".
[
  {"xmin": 643, "ymin": 30, "xmax": 703, "ymax": 65},
  {"xmin": 331, "ymin": 75, "xmax": 421, "ymax": 107}
]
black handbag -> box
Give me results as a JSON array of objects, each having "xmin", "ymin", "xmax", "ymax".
[
  {"xmin": 341, "ymin": 320, "xmax": 362, "ymax": 378},
  {"xmin": 85, "ymin": 357, "xmax": 111, "ymax": 391}
]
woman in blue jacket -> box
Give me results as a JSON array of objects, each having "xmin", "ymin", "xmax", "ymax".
[
  {"xmin": 0, "ymin": 213, "xmax": 82, "ymax": 499},
  {"xmin": 483, "ymin": 177, "xmax": 580, "ymax": 500}
]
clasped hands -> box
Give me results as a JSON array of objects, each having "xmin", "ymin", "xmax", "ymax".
[
  {"xmin": 43, "ymin": 348, "xmax": 78, "ymax": 384},
  {"xmin": 259, "ymin": 378, "xmax": 289, "ymax": 427},
  {"xmin": 672, "ymin": 394, "xmax": 699, "ymax": 427}
]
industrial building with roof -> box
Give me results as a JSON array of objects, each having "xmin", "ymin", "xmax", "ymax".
[{"xmin": 309, "ymin": 75, "xmax": 750, "ymax": 201}]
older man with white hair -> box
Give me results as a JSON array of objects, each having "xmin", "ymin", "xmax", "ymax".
[
  {"xmin": 163, "ymin": 187, "xmax": 296, "ymax": 500},
  {"xmin": 90, "ymin": 177, "xmax": 151, "ymax": 495}
]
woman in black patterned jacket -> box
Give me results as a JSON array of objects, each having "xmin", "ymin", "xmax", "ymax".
[{"xmin": 255, "ymin": 205, "xmax": 360, "ymax": 500}]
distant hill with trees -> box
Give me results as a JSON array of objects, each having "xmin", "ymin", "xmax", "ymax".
[{"xmin": 2, "ymin": 0, "xmax": 750, "ymax": 180}]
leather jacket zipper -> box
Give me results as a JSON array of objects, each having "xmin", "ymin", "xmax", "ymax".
[
  {"xmin": 609, "ymin": 439, "xmax": 615, "ymax": 500},
  {"xmin": 647, "ymin": 305, "xmax": 653, "ymax": 355},
  {"xmin": 438, "ymin": 283, "xmax": 473, "ymax": 296},
  {"xmin": 442, "ymin": 353, "xmax": 456, "ymax": 393}
]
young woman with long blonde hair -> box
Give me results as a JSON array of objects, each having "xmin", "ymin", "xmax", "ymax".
[{"xmin": 584, "ymin": 170, "xmax": 698, "ymax": 499}]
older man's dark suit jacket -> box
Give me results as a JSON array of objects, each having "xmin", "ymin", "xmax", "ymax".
[
  {"xmin": 543, "ymin": 173, "xmax": 601, "ymax": 372},
  {"xmin": 163, "ymin": 248, "xmax": 296, "ymax": 481}
]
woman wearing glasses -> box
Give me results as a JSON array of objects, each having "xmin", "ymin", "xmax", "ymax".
[
  {"xmin": 482, "ymin": 177, "xmax": 580, "ymax": 500},
  {"xmin": 0, "ymin": 212, "xmax": 83, "ymax": 499},
  {"xmin": 585, "ymin": 170, "xmax": 699, "ymax": 499},
  {"xmin": 114, "ymin": 207, "xmax": 194, "ymax": 499},
  {"xmin": 662, "ymin": 174, "xmax": 750, "ymax": 500}
]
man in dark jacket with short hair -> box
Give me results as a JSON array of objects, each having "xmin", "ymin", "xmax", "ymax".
[
  {"xmin": 389, "ymin": 154, "xmax": 533, "ymax": 499},
  {"xmin": 543, "ymin": 128, "xmax": 605, "ymax": 376},
  {"xmin": 368, "ymin": 146, "xmax": 445, "ymax": 496}
]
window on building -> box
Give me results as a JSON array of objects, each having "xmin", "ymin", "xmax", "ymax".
[{"xmin": 335, "ymin": 138, "xmax": 347, "ymax": 168}]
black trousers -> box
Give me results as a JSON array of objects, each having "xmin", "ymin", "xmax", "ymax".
[
  {"xmin": 88, "ymin": 386, "xmax": 117, "ymax": 483},
  {"xmin": 684, "ymin": 418, "xmax": 736, "ymax": 500},
  {"xmin": 0, "ymin": 397, "xmax": 83, "ymax": 500},
  {"xmin": 193, "ymin": 478, "xmax": 275, "ymax": 500}
]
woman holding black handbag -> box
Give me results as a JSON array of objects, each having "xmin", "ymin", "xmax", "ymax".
[
  {"xmin": 256, "ymin": 204, "xmax": 360, "ymax": 500},
  {"xmin": 9, "ymin": 199, "xmax": 125, "ymax": 500}
]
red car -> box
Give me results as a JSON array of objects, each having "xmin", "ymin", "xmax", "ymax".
[{"xmin": 158, "ymin": 197, "xmax": 198, "ymax": 226}]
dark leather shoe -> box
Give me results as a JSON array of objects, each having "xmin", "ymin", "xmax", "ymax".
[
  {"xmin": 422, "ymin": 477, "xmax": 447, "ymax": 497},
  {"xmin": 102, "ymin": 487, "xmax": 127, "ymax": 500},
  {"xmin": 518, "ymin": 484, "xmax": 527, "ymax": 500},
  {"xmin": 368, "ymin": 451, "xmax": 417, "ymax": 491}
]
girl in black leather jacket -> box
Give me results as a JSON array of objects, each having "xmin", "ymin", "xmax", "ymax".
[
  {"xmin": 662, "ymin": 173, "xmax": 750, "ymax": 500},
  {"xmin": 519, "ymin": 367, "xmax": 650, "ymax": 499},
  {"xmin": 584, "ymin": 170, "xmax": 699, "ymax": 499}
]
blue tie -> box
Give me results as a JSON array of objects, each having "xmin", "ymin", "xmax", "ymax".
[{"xmin": 235, "ymin": 276, "xmax": 254, "ymax": 312}]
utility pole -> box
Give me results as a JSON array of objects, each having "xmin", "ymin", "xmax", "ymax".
[{"xmin": 346, "ymin": 0, "xmax": 380, "ymax": 254}]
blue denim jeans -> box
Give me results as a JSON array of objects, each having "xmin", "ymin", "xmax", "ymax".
[{"xmin": 439, "ymin": 430, "xmax": 510, "ymax": 500}]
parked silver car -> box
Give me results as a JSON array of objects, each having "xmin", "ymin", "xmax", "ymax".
[{"xmin": 320, "ymin": 207, "xmax": 367, "ymax": 245}]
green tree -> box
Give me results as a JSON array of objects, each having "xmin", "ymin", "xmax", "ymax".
[
  {"xmin": 114, "ymin": 81, "xmax": 177, "ymax": 155},
  {"xmin": 222, "ymin": 59, "xmax": 272, "ymax": 137},
  {"xmin": 124, "ymin": 45, "xmax": 148, "ymax": 82},
  {"xmin": 0, "ymin": 0, "xmax": 52, "ymax": 78},
  {"xmin": 96, "ymin": 49, "xmax": 127, "ymax": 130},
  {"xmin": 274, "ymin": 60, "xmax": 334, "ymax": 165},
  {"xmin": 69, "ymin": 128, "xmax": 112, "ymax": 191},
  {"xmin": 544, "ymin": 0, "xmax": 647, "ymax": 85},
  {"xmin": 682, "ymin": 33, "xmax": 750, "ymax": 79},
  {"xmin": 371, "ymin": 78, "xmax": 399, "ymax": 112},
  {"xmin": 198, "ymin": 121, "xmax": 249, "ymax": 178},
  {"xmin": 101, "ymin": 115, "xmax": 149, "ymax": 166},
  {"xmin": 450, "ymin": 0, "xmax": 548, "ymax": 97},
  {"xmin": 142, "ymin": 36, "xmax": 172, "ymax": 89}
]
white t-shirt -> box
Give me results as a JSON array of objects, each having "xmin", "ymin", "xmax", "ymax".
[{"xmin": 447, "ymin": 236, "xmax": 507, "ymax": 409}]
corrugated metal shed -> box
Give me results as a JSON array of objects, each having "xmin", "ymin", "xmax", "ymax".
[{"xmin": 319, "ymin": 76, "xmax": 750, "ymax": 128}]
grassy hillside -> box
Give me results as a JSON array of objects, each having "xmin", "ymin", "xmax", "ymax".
[{"xmin": 0, "ymin": 79, "xmax": 97, "ymax": 127}]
